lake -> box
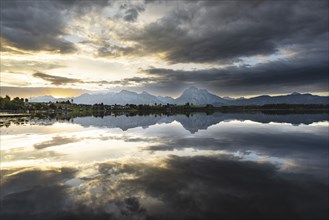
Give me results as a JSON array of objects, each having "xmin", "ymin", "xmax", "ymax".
[{"xmin": 1, "ymin": 113, "xmax": 328, "ymax": 220}]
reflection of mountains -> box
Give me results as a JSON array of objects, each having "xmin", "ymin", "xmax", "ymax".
[{"xmin": 73, "ymin": 113, "xmax": 329, "ymax": 133}]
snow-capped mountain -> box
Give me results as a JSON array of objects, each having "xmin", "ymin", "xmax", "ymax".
[
  {"xmin": 29, "ymin": 87, "xmax": 329, "ymax": 106},
  {"xmin": 73, "ymin": 90, "xmax": 163, "ymax": 105},
  {"xmin": 66, "ymin": 87, "xmax": 227, "ymax": 105},
  {"xmin": 174, "ymin": 86, "xmax": 227, "ymax": 105},
  {"xmin": 156, "ymin": 96, "xmax": 175, "ymax": 104}
]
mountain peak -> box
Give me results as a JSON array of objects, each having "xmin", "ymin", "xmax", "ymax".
[
  {"xmin": 291, "ymin": 92, "xmax": 300, "ymax": 95},
  {"xmin": 176, "ymin": 86, "xmax": 226, "ymax": 105},
  {"xmin": 119, "ymin": 90, "xmax": 136, "ymax": 95}
]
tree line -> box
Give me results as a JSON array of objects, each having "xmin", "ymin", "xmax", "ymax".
[{"xmin": 0, "ymin": 96, "xmax": 28, "ymax": 111}]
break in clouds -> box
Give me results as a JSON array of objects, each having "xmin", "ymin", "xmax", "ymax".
[{"xmin": 0, "ymin": 0, "xmax": 328, "ymax": 96}]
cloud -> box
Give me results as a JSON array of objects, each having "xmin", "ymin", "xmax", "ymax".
[
  {"xmin": 122, "ymin": 5, "xmax": 145, "ymax": 22},
  {"xmin": 0, "ymin": 0, "xmax": 112, "ymax": 54},
  {"xmin": 140, "ymin": 49, "xmax": 328, "ymax": 96},
  {"xmin": 0, "ymin": 0, "xmax": 76, "ymax": 53},
  {"xmin": 117, "ymin": 1, "xmax": 328, "ymax": 64},
  {"xmin": 107, "ymin": 76, "xmax": 157, "ymax": 86},
  {"xmin": 0, "ymin": 59, "xmax": 65, "ymax": 74},
  {"xmin": 32, "ymin": 72, "xmax": 154, "ymax": 87},
  {"xmin": 97, "ymin": 44, "xmax": 137, "ymax": 58},
  {"xmin": 33, "ymin": 72, "xmax": 82, "ymax": 85}
]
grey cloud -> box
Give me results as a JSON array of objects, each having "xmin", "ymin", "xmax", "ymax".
[
  {"xmin": 0, "ymin": 0, "xmax": 76, "ymax": 53},
  {"xmin": 32, "ymin": 72, "xmax": 151, "ymax": 87},
  {"xmin": 0, "ymin": 0, "xmax": 112, "ymax": 53},
  {"xmin": 123, "ymin": 6, "xmax": 145, "ymax": 22},
  {"xmin": 121, "ymin": 1, "xmax": 328, "ymax": 63},
  {"xmin": 108, "ymin": 76, "xmax": 155, "ymax": 86},
  {"xmin": 97, "ymin": 44, "xmax": 137, "ymax": 58},
  {"xmin": 33, "ymin": 72, "xmax": 83, "ymax": 85},
  {"xmin": 140, "ymin": 50, "xmax": 328, "ymax": 96},
  {"xmin": 116, "ymin": 1, "xmax": 145, "ymax": 22}
]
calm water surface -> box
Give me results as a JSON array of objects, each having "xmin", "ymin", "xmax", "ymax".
[{"xmin": 1, "ymin": 113, "xmax": 328, "ymax": 220}]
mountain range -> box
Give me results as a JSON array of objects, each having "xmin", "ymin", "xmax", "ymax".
[{"xmin": 30, "ymin": 86, "xmax": 329, "ymax": 106}]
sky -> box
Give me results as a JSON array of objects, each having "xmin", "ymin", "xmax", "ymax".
[{"xmin": 0, "ymin": 0, "xmax": 328, "ymax": 98}]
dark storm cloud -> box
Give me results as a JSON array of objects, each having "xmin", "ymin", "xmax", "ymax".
[
  {"xmin": 0, "ymin": 0, "xmax": 112, "ymax": 53},
  {"xmin": 123, "ymin": 1, "xmax": 328, "ymax": 63},
  {"xmin": 0, "ymin": 0, "xmax": 75, "ymax": 53},
  {"xmin": 33, "ymin": 72, "xmax": 83, "ymax": 85},
  {"xmin": 140, "ymin": 49, "xmax": 328, "ymax": 95}
]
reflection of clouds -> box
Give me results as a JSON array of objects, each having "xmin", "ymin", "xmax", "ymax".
[
  {"xmin": 33, "ymin": 136, "xmax": 80, "ymax": 149},
  {"xmin": 1, "ymin": 156, "xmax": 328, "ymax": 220},
  {"xmin": 144, "ymin": 129, "xmax": 329, "ymax": 180},
  {"xmin": 2, "ymin": 117, "xmax": 328, "ymax": 181},
  {"xmin": 1, "ymin": 148, "xmax": 64, "ymax": 165},
  {"xmin": 1, "ymin": 130, "xmax": 162, "ymax": 168},
  {"xmin": 1, "ymin": 114, "xmax": 328, "ymax": 219}
]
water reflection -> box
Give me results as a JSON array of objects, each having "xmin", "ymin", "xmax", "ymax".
[
  {"xmin": 1, "ymin": 112, "xmax": 328, "ymax": 132},
  {"xmin": 1, "ymin": 113, "xmax": 328, "ymax": 220}
]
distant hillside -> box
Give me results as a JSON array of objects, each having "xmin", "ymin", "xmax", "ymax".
[{"xmin": 215, "ymin": 92, "xmax": 329, "ymax": 106}]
